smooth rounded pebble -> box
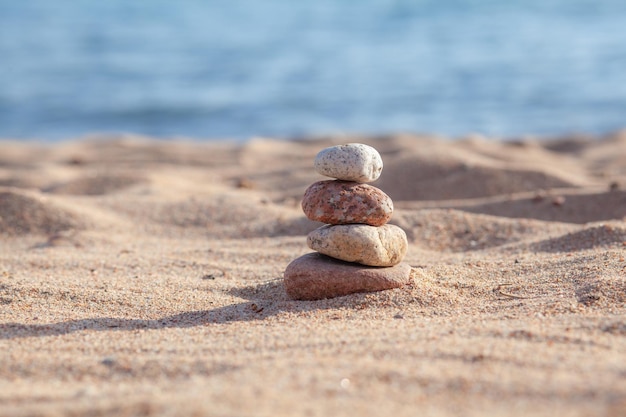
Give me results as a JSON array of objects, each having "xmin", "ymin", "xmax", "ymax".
[
  {"xmin": 307, "ymin": 224, "xmax": 408, "ymax": 266},
  {"xmin": 314, "ymin": 143, "xmax": 383, "ymax": 183},
  {"xmin": 301, "ymin": 180, "xmax": 393, "ymax": 226},
  {"xmin": 284, "ymin": 252, "xmax": 412, "ymax": 300}
]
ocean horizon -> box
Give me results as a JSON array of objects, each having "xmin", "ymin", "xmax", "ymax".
[{"xmin": 1, "ymin": 0, "xmax": 625, "ymax": 141}]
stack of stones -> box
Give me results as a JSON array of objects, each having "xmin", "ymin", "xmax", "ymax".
[{"xmin": 284, "ymin": 143, "xmax": 411, "ymax": 300}]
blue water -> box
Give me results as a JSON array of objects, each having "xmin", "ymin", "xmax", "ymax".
[{"xmin": 1, "ymin": 0, "xmax": 625, "ymax": 140}]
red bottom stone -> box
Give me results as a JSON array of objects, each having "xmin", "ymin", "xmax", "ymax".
[{"xmin": 284, "ymin": 252, "xmax": 412, "ymax": 300}]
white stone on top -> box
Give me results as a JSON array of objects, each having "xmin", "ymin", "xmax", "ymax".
[{"xmin": 314, "ymin": 143, "xmax": 383, "ymax": 183}]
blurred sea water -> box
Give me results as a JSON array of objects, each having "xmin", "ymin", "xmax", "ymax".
[{"xmin": 1, "ymin": 0, "xmax": 625, "ymax": 141}]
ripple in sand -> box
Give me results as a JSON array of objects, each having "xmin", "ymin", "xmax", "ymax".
[
  {"xmin": 456, "ymin": 190, "xmax": 626, "ymax": 224},
  {"xmin": 43, "ymin": 173, "xmax": 146, "ymax": 195},
  {"xmin": 530, "ymin": 224, "xmax": 626, "ymax": 253},
  {"xmin": 375, "ymin": 157, "xmax": 578, "ymax": 201},
  {"xmin": 0, "ymin": 189, "xmax": 83, "ymax": 236},
  {"xmin": 131, "ymin": 194, "xmax": 321, "ymax": 238},
  {"xmin": 392, "ymin": 209, "xmax": 574, "ymax": 253}
]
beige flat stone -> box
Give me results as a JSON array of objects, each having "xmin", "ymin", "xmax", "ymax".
[{"xmin": 307, "ymin": 223, "xmax": 408, "ymax": 266}]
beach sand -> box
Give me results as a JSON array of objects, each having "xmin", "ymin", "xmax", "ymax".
[{"xmin": 1, "ymin": 132, "xmax": 625, "ymax": 416}]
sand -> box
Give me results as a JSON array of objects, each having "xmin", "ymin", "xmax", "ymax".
[{"xmin": 1, "ymin": 132, "xmax": 625, "ymax": 416}]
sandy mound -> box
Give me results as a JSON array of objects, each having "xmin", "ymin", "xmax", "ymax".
[
  {"xmin": 53, "ymin": 134, "xmax": 241, "ymax": 168},
  {"xmin": 393, "ymin": 208, "xmax": 576, "ymax": 252},
  {"xmin": 376, "ymin": 157, "xmax": 577, "ymax": 201},
  {"xmin": 43, "ymin": 173, "xmax": 147, "ymax": 195},
  {"xmin": 369, "ymin": 134, "xmax": 592, "ymax": 201},
  {"xmin": 529, "ymin": 223, "xmax": 626, "ymax": 253},
  {"xmin": 0, "ymin": 172, "xmax": 42, "ymax": 189},
  {"xmin": 152, "ymin": 195, "xmax": 320, "ymax": 238},
  {"xmin": 0, "ymin": 141, "xmax": 51, "ymax": 168},
  {"xmin": 0, "ymin": 188, "xmax": 84, "ymax": 236},
  {"xmin": 579, "ymin": 130, "xmax": 626, "ymax": 177},
  {"xmin": 104, "ymin": 191, "xmax": 322, "ymax": 238},
  {"xmin": 453, "ymin": 189, "xmax": 626, "ymax": 224}
]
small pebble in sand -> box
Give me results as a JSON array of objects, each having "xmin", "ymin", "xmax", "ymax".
[
  {"xmin": 314, "ymin": 143, "xmax": 383, "ymax": 183},
  {"xmin": 301, "ymin": 180, "xmax": 393, "ymax": 226},
  {"xmin": 532, "ymin": 192, "xmax": 546, "ymax": 203},
  {"xmin": 307, "ymin": 224, "xmax": 408, "ymax": 267}
]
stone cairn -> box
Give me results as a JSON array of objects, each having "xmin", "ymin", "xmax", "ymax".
[{"xmin": 284, "ymin": 143, "xmax": 411, "ymax": 300}]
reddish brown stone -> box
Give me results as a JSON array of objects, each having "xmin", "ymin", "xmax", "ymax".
[
  {"xmin": 284, "ymin": 252, "xmax": 412, "ymax": 300},
  {"xmin": 301, "ymin": 180, "xmax": 393, "ymax": 226}
]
